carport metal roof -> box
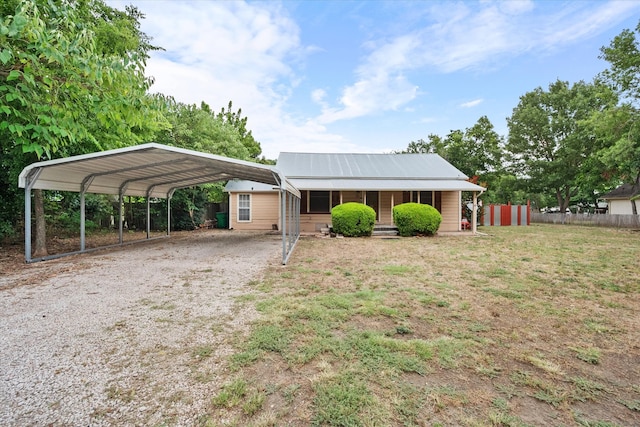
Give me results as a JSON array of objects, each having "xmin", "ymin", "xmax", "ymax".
[
  {"xmin": 19, "ymin": 143, "xmax": 301, "ymax": 264},
  {"xmin": 19, "ymin": 142, "xmax": 298, "ymax": 198}
]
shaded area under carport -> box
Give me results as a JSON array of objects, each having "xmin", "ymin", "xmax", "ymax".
[{"xmin": 18, "ymin": 143, "xmax": 300, "ymax": 264}]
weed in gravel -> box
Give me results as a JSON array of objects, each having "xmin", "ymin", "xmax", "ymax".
[
  {"xmin": 192, "ymin": 345, "xmax": 214, "ymax": 360},
  {"xmin": 105, "ymin": 385, "xmax": 136, "ymax": 403},
  {"xmin": 235, "ymin": 294, "xmax": 257, "ymax": 303}
]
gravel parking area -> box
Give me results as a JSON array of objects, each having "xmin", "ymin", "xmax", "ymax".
[{"xmin": 0, "ymin": 230, "xmax": 282, "ymax": 426}]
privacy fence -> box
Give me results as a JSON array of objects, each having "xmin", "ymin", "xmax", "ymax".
[
  {"xmin": 531, "ymin": 213, "xmax": 640, "ymax": 229},
  {"xmin": 482, "ymin": 203, "xmax": 530, "ymax": 226}
]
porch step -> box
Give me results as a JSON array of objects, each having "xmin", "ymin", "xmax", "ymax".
[{"xmin": 372, "ymin": 225, "xmax": 399, "ymax": 237}]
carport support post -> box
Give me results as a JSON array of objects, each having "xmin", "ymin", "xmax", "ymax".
[
  {"xmin": 146, "ymin": 190, "xmax": 151, "ymax": 239},
  {"xmin": 79, "ymin": 176, "xmax": 93, "ymax": 252},
  {"xmin": 281, "ymin": 189, "xmax": 286, "ymax": 264},
  {"xmin": 167, "ymin": 190, "xmax": 175, "ymax": 236},
  {"xmin": 24, "ymin": 186, "xmax": 32, "ymax": 263},
  {"xmin": 118, "ymin": 192, "xmax": 124, "ymax": 244},
  {"xmin": 23, "ymin": 168, "xmax": 42, "ymax": 263},
  {"xmin": 288, "ymin": 192, "xmax": 293, "ymax": 252},
  {"xmin": 80, "ymin": 189, "xmax": 86, "ymax": 251}
]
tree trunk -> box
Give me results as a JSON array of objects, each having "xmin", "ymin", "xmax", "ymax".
[{"xmin": 33, "ymin": 189, "xmax": 48, "ymax": 258}]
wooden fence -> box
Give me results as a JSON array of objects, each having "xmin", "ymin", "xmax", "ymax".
[
  {"xmin": 482, "ymin": 203, "xmax": 530, "ymax": 226},
  {"xmin": 531, "ymin": 213, "xmax": 640, "ymax": 229}
]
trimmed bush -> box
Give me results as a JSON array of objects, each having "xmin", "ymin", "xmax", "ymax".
[
  {"xmin": 393, "ymin": 202, "xmax": 442, "ymax": 236},
  {"xmin": 331, "ymin": 202, "xmax": 376, "ymax": 237}
]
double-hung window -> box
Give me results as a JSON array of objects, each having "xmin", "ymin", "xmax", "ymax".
[{"xmin": 238, "ymin": 194, "xmax": 251, "ymax": 222}]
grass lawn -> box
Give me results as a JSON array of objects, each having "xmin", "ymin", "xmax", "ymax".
[{"xmin": 203, "ymin": 224, "xmax": 640, "ymax": 426}]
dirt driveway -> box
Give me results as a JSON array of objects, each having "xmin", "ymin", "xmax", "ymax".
[{"xmin": 0, "ymin": 230, "xmax": 282, "ymax": 426}]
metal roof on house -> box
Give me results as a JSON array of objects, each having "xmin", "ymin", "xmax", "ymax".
[
  {"xmin": 276, "ymin": 152, "xmax": 469, "ymax": 179},
  {"xmin": 19, "ymin": 143, "xmax": 299, "ymax": 198},
  {"xmin": 286, "ymin": 178, "xmax": 484, "ymax": 192},
  {"xmin": 267, "ymin": 152, "xmax": 485, "ymax": 192}
]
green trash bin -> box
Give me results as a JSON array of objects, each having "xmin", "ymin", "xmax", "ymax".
[{"xmin": 215, "ymin": 212, "xmax": 228, "ymax": 229}]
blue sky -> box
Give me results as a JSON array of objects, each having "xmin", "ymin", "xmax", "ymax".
[{"xmin": 108, "ymin": 1, "xmax": 640, "ymax": 159}]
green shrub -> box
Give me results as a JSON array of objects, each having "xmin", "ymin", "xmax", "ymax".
[
  {"xmin": 393, "ymin": 203, "xmax": 442, "ymax": 236},
  {"xmin": 331, "ymin": 202, "xmax": 376, "ymax": 237}
]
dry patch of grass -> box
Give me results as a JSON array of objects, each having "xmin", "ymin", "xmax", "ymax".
[{"xmin": 205, "ymin": 225, "xmax": 640, "ymax": 426}]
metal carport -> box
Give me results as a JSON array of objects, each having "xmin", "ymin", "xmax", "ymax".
[{"xmin": 18, "ymin": 143, "xmax": 301, "ymax": 264}]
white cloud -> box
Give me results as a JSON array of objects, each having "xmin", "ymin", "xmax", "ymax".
[
  {"xmin": 316, "ymin": 74, "xmax": 418, "ymax": 124},
  {"xmin": 460, "ymin": 99, "xmax": 484, "ymax": 108},
  {"xmin": 311, "ymin": 88, "xmax": 327, "ymax": 106},
  {"xmin": 106, "ymin": 0, "xmax": 353, "ymax": 158},
  {"xmin": 312, "ymin": 0, "xmax": 640, "ymax": 125},
  {"xmin": 105, "ymin": 0, "xmax": 640, "ymax": 157}
]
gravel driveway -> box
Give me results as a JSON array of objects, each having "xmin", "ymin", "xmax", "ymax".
[{"xmin": 0, "ymin": 230, "xmax": 282, "ymax": 426}]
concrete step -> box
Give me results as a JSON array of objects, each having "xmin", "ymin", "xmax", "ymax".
[{"xmin": 372, "ymin": 225, "xmax": 399, "ymax": 236}]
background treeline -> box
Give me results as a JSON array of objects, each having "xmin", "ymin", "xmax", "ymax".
[{"xmin": 397, "ymin": 23, "xmax": 640, "ymax": 215}]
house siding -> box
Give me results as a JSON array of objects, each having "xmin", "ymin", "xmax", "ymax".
[
  {"xmin": 229, "ymin": 192, "xmax": 280, "ymax": 231},
  {"xmin": 228, "ymin": 189, "xmax": 465, "ymax": 233},
  {"xmin": 299, "ymin": 214, "xmax": 332, "ymax": 232},
  {"xmin": 341, "ymin": 191, "xmax": 361, "ymax": 204},
  {"xmin": 439, "ymin": 191, "xmax": 461, "ymax": 232},
  {"xmin": 609, "ymin": 199, "xmax": 640, "ymax": 215},
  {"xmin": 380, "ymin": 191, "xmax": 397, "ymax": 224}
]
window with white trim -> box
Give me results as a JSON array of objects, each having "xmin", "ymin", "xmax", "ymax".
[{"xmin": 238, "ymin": 194, "xmax": 251, "ymax": 222}]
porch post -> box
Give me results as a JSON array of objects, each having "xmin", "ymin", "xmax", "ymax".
[{"xmin": 472, "ymin": 191, "xmax": 478, "ymax": 234}]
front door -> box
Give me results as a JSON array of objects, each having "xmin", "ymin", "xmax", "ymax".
[{"xmin": 366, "ymin": 191, "xmax": 379, "ymax": 222}]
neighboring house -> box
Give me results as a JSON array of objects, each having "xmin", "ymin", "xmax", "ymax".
[
  {"xmin": 601, "ymin": 183, "xmax": 640, "ymax": 215},
  {"xmin": 225, "ymin": 152, "xmax": 485, "ymax": 233}
]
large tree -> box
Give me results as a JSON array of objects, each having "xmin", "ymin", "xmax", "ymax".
[
  {"xmin": 156, "ymin": 99, "xmax": 260, "ymax": 160},
  {"xmin": 0, "ymin": 0, "xmax": 166, "ymax": 254},
  {"xmin": 506, "ymin": 79, "xmax": 618, "ymax": 213},
  {"xmin": 597, "ymin": 19, "xmax": 640, "ymax": 213},
  {"xmin": 402, "ymin": 116, "xmax": 504, "ymax": 201},
  {"xmin": 153, "ymin": 99, "xmax": 264, "ymax": 228},
  {"xmin": 404, "ymin": 116, "xmax": 502, "ymax": 177}
]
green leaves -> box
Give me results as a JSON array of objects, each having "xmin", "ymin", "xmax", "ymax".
[
  {"xmin": 0, "ymin": 0, "xmax": 168, "ymax": 237},
  {"xmin": 506, "ymin": 80, "xmax": 619, "ymax": 210},
  {"xmin": 0, "ymin": 48, "xmax": 12, "ymax": 64},
  {"xmin": 6, "ymin": 70, "xmax": 20, "ymax": 81}
]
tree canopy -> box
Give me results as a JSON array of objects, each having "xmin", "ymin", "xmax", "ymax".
[
  {"xmin": 506, "ymin": 79, "xmax": 618, "ymax": 212},
  {"xmin": 0, "ymin": 0, "xmax": 167, "ymax": 245},
  {"xmin": 401, "ymin": 116, "xmax": 505, "ymax": 202},
  {"xmin": 597, "ymin": 19, "xmax": 640, "ymax": 191}
]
